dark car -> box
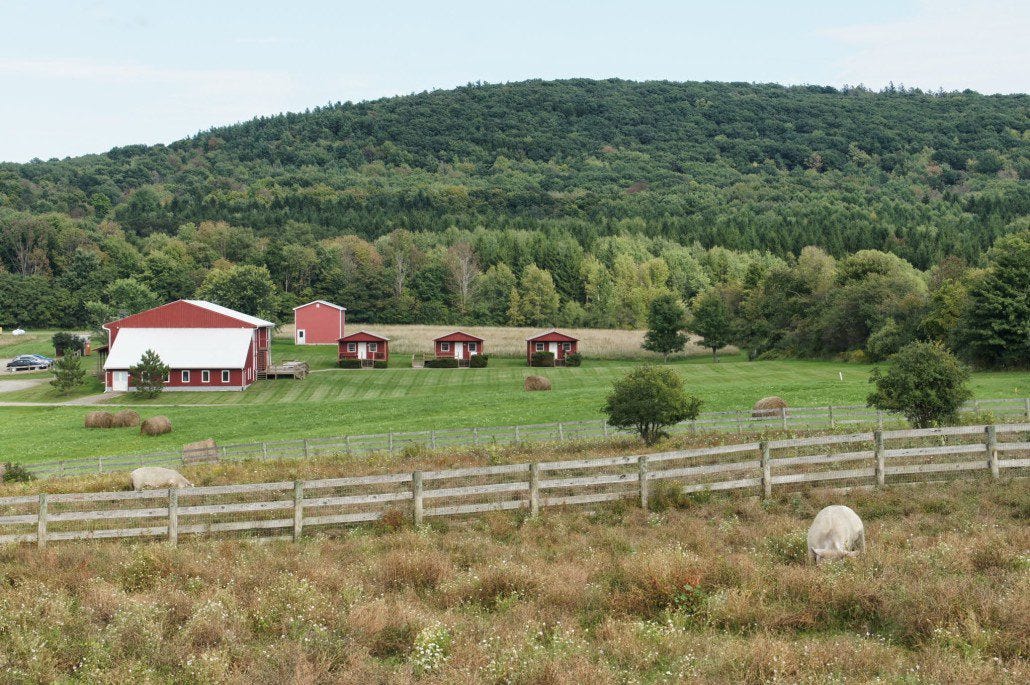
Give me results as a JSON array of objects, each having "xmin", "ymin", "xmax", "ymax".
[{"xmin": 5, "ymin": 355, "xmax": 48, "ymax": 370}]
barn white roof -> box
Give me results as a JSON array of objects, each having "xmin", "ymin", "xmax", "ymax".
[
  {"xmin": 292, "ymin": 300, "xmax": 346, "ymax": 311},
  {"xmin": 105, "ymin": 328, "xmax": 254, "ymax": 370},
  {"xmin": 183, "ymin": 300, "xmax": 275, "ymax": 328}
]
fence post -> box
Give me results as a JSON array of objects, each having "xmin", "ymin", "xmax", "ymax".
[
  {"xmin": 736, "ymin": 411, "xmax": 742, "ymax": 433},
  {"xmin": 167, "ymin": 488, "xmax": 178, "ymax": 545},
  {"xmin": 780, "ymin": 407, "xmax": 788, "ymax": 431},
  {"xmin": 97, "ymin": 456, "xmax": 103, "ymax": 474},
  {"xmin": 293, "ymin": 480, "xmax": 304, "ymax": 542},
  {"xmin": 412, "ymin": 471, "xmax": 423, "ymax": 527},
  {"xmin": 302, "ymin": 439, "xmax": 309, "ymax": 459},
  {"xmin": 874, "ymin": 430, "xmax": 885, "ymax": 486},
  {"xmin": 473, "ymin": 427, "xmax": 479, "ymax": 445},
  {"xmin": 828, "ymin": 405, "xmax": 835, "ymax": 429},
  {"xmin": 986, "ymin": 425, "xmax": 999, "ymax": 479},
  {"xmin": 529, "ymin": 463, "xmax": 540, "ymax": 517},
  {"xmin": 558, "ymin": 423, "xmax": 564, "ymax": 441},
  {"xmin": 262, "ymin": 442, "xmax": 268, "ymax": 459},
  {"xmin": 1024, "ymin": 398, "xmax": 1030, "ymax": 422},
  {"xmin": 35, "ymin": 493, "xmax": 48, "ymax": 550},
  {"xmin": 876, "ymin": 409, "xmax": 884, "ymax": 430},
  {"xmin": 345, "ymin": 435, "xmax": 352, "ymax": 455},
  {"xmin": 638, "ymin": 455, "xmax": 649, "ymax": 509},
  {"xmin": 514, "ymin": 425, "xmax": 520, "ymax": 442},
  {"xmin": 602, "ymin": 420, "xmax": 609, "ymax": 438},
  {"xmin": 388, "ymin": 433, "xmax": 394, "ymax": 453},
  {"xmin": 760, "ymin": 441, "xmax": 771, "ymax": 498}
]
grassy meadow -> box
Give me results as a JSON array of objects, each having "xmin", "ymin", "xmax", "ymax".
[
  {"xmin": 1, "ymin": 331, "xmax": 1027, "ymax": 463},
  {"xmin": 0, "ymin": 477, "xmax": 1025, "ymax": 683}
]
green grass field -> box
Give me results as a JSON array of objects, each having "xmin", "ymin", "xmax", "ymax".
[{"xmin": 1, "ymin": 338, "xmax": 1026, "ymax": 463}]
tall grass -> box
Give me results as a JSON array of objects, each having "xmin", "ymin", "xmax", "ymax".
[{"xmin": 0, "ymin": 478, "xmax": 1026, "ymax": 682}]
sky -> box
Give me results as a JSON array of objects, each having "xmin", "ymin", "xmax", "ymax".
[{"xmin": 0, "ymin": 0, "xmax": 1027, "ymax": 162}]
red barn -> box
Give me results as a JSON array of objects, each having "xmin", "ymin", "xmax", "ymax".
[
  {"xmin": 293, "ymin": 300, "xmax": 346, "ymax": 345},
  {"xmin": 338, "ymin": 331, "xmax": 389, "ymax": 365},
  {"xmin": 526, "ymin": 329, "xmax": 579, "ymax": 365},
  {"xmin": 102, "ymin": 300, "xmax": 275, "ymax": 392},
  {"xmin": 434, "ymin": 331, "xmax": 484, "ymax": 362}
]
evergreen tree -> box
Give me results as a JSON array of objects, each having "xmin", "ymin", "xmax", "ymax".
[
  {"xmin": 642, "ymin": 294, "xmax": 688, "ymax": 361},
  {"xmin": 129, "ymin": 349, "xmax": 170, "ymax": 399},
  {"xmin": 49, "ymin": 352, "xmax": 87, "ymax": 395}
]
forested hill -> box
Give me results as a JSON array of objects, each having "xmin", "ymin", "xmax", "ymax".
[{"xmin": 3, "ymin": 79, "xmax": 1028, "ymax": 266}]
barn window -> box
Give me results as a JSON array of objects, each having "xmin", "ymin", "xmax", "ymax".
[
  {"xmin": 181, "ymin": 370, "xmax": 190, "ymax": 383},
  {"xmin": 163, "ymin": 372, "xmax": 170, "ymax": 383},
  {"xmin": 201, "ymin": 370, "xmax": 210, "ymax": 383},
  {"xmin": 347, "ymin": 343, "xmax": 357, "ymax": 352},
  {"xmin": 221, "ymin": 370, "xmax": 230, "ymax": 383},
  {"xmin": 441, "ymin": 342, "xmax": 451, "ymax": 352},
  {"xmin": 535, "ymin": 342, "xmax": 545, "ymax": 351},
  {"xmin": 563, "ymin": 342, "xmax": 572, "ymax": 351},
  {"xmin": 369, "ymin": 343, "xmax": 378, "ymax": 352}
]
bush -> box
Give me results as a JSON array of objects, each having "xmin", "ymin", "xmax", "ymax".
[
  {"xmin": 469, "ymin": 354, "xmax": 489, "ymax": 368},
  {"xmin": 374, "ymin": 360, "xmax": 389, "ymax": 369},
  {"xmin": 51, "ymin": 331, "xmax": 86, "ymax": 356},
  {"xmin": 603, "ymin": 365, "xmax": 703, "ymax": 444},
  {"xmin": 424, "ymin": 357, "xmax": 459, "ymax": 368},
  {"xmin": 531, "ymin": 351, "xmax": 555, "ymax": 367},
  {"xmin": 564, "ymin": 352, "xmax": 582, "ymax": 366},
  {"xmin": 868, "ymin": 341, "xmax": 972, "ymax": 428},
  {"xmin": 338, "ymin": 358, "xmax": 362, "ymax": 369},
  {"xmin": 2, "ymin": 462, "xmax": 35, "ymax": 483}
]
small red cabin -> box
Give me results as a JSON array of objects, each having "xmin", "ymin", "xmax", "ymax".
[
  {"xmin": 526, "ymin": 329, "xmax": 578, "ymax": 365},
  {"xmin": 338, "ymin": 331, "xmax": 389, "ymax": 364},
  {"xmin": 293, "ymin": 300, "xmax": 346, "ymax": 345},
  {"xmin": 434, "ymin": 331, "xmax": 484, "ymax": 361}
]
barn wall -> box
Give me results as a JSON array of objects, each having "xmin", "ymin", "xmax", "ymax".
[
  {"xmin": 294, "ymin": 304, "xmax": 345, "ymax": 345},
  {"xmin": 106, "ymin": 301, "xmax": 257, "ymax": 346}
]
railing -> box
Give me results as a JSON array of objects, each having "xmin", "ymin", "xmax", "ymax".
[
  {"xmin": 1, "ymin": 423, "xmax": 1026, "ymax": 547},
  {"xmin": 18, "ymin": 398, "xmax": 1030, "ymax": 480}
]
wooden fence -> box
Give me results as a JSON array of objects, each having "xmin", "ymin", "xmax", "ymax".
[
  {"xmin": 2, "ymin": 423, "xmax": 1027, "ymax": 548},
  {"xmin": 23, "ymin": 397, "xmax": 1030, "ymax": 479}
]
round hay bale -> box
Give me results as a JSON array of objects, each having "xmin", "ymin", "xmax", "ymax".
[
  {"xmin": 524, "ymin": 375, "xmax": 552, "ymax": 392},
  {"xmin": 84, "ymin": 411, "xmax": 114, "ymax": 429},
  {"xmin": 112, "ymin": 409, "xmax": 141, "ymax": 428},
  {"xmin": 140, "ymin": 415, "xmax": 173, "ymax": 436},
  {"xmin": 752, "ymin": 396, "xmax": 788, "ymax": 418}
]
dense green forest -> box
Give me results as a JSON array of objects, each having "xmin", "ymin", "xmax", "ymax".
[{"xmin": 0, "ymin": 79, "xmax": 1027, "ymax": 366}]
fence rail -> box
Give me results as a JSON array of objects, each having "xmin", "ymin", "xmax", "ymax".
[
  {"xmin": 2, "ymin": 423, "xmax": 1027, "ymax": 547},
  {"xmin": 21, "ymin": 398, "xmax": 1030, "ymax": 479}
]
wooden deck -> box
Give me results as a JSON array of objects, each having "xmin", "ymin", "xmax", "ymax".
[{"xmin": 259, "ymin": 361, "xmax": 309, "ymax": 380}]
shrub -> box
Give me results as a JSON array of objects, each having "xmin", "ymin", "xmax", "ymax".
[
  {"xmin": 531, "ymin": 351, "xmax": 555, "ymax": 367},
  {"xmin": 469, "ymin": 354, "xmax": 489, "ymax": 368},
  {"xmin": 603, "ymin": 365, "xmax": 703, "ymax": 444},
  {"xmin": 564, "ymin": 351, "xmax": 582, "ymax": 366},
  {"xmin": 52, "ymin": 331, "xmax": 86, "ymax": 356},
  {"xmin": 868, "ymin": 341, "xmax": 972, "ymax": 427},
  {"xmin": 424, "ymin": 357, "xmax": 459, "ymax": 368},
  {"xmin": 2, "ymin": 462, "xmax": 35, "ymax": 482},
  {"xmin": 338, "ymin": 358, "xmax": 362, "ymax": 369},
  {"xmin": 373, "ymin": 360, "xmax": 388, "ymax": 369}
]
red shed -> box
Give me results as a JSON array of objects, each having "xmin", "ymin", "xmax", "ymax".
[
  {"xmin": 526, "ymin": 329, "xmax": 579, "ymax": 365},
  {"xmin": 102, "ymin": 300, "xmax": 275, "ymax": 392},
  {"xmin": 338, "ymin": 331, "xmax": 389, "ymax": 365},
  {"xmin": 293, "ymin": 300, "xmax": 346, "ymax": 345},
  {"xmin": 434, "ymin": 331, "xmax": 484, "ymax": 362}
]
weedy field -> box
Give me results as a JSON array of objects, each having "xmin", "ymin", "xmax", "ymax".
[{"xmin": 0, "ymin": 475, "xmax": 1025, "ymax": 683}]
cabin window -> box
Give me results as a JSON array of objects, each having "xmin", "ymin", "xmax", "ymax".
[
  {"xmin": 369, "ymin": 342, "xmax": 378, "ymax": 352},
  {"xmin": 221, "ymin": 370, "xmax": 230, "ymax": 383},
  {"xmin": 201, "ymin": 370, "xmax": 210, "ymax": 383},
  {"xmin": 347, "ymin": 343, "xmax": 357, "ymax": 352},
  {"xmin": 441, "ymin": 342, "xmax": 451, "ymax": 352},
  {"xmin": 562, "ymin": 342, "xmax": 572, "ymax": 351},
  {"xmin": 535, "ymin": 342, "xmax": 545, "ymax": 351},
  {"xmin": 181, "ymin": 370, "xmax": 190, "ymax": 383},
  {"xmin": 468, "ymin": 342, "xmax": 477, "ymax": 352},
  {"xmin": 163, "ymin": 372, "xmax": 170, "ymax": 383}
]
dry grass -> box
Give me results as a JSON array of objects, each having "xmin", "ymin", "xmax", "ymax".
[
  {"xmin": 277, "ymin": 323, "xmax": 734, "ymax": 358},
  {"xmin": 0, "ymin": 478, "xmax": 1027, "ymax": 683}
]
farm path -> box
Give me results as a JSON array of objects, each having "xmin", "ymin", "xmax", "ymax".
[{"xmin": 0, "ymin": 377, "xmax": 45, "ymax": 393}]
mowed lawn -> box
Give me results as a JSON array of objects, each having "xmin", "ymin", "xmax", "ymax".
[{"xmin": 1, "ymin": 344, "xmax": 1026, "ymax": 463}]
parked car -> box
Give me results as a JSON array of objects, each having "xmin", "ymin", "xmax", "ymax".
[
  {"xmin": 27, "ymin": 354, "xmax": 53, "ymax": 364},
  {"xmin": 5, "ymin": 355, "xmax": 50, "ymax": 370}
]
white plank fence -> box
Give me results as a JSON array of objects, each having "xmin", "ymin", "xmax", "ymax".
[
  {"xmin": 2, "ymin": 423, "xmax": 1027, "ymax": 547},
  {"xmin": 22, "ymin": 397, "xmax": 1030, "ymax": 479}
]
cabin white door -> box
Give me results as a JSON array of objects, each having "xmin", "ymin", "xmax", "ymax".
[
  {"xmin": 296, "ymin": 329, "xmax": 306, "ymax": 345},
  {"xmin": 548, "ymin": 342, "xmax": 558, "ymax": 357},
  {"xmin": 357, "ymin": 343, "xmax": 367, "ymax": 360},
  {"xmin": 112, "ymin": 371, "xmax": 129, "ymax": 391},
  {"xmin": 455, "ymin": 342, "xmax": 464, "ymax": 360}
]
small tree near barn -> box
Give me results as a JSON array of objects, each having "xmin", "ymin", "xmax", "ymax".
[
  {"xmin": 604, "ymin": 365, "xmax": 702, "ymax": 445},
  {"xmin": 867, "ymin": 341, "xmax": 972, "ymax": 428},
  {"xmin": 50, "ymin": 352, "xmax": 87, "ymax": 395},
  {"xmin": 130, "ymin": 349, "xmax": 169, "ymax": 400}
]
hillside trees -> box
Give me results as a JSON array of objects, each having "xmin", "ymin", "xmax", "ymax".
[
  {"xmin": 691, "ymin": 289, "xmax": 734, "ymax": 362},
  {"xmin": 642, "ymin": 294, "xmax": 688, "ymax": 361},
  {"xmin": 196, "ymin": 265, "xmax": 277, "ymax": 321}
]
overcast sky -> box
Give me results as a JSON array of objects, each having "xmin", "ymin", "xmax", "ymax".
[{"xmin": 1, "ymin": 0, "xmax": 1027, "ymax": 162}]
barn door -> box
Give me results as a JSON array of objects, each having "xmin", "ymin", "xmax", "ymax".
[
  {"xmin": 297, "ymin": 329, "xmax": 306, "ymax": 345},
  {"xmin": 549, "ymin": 342, "xmax": 558, "ymax": 358},
  {"xmin": 112, "ymin": 371, "xmax": 128, "ymax": 391},
  {"xmin": 455, "ymin": 342, "xmax": 464, "ymax": 360},
  {"xmin": 357, "ymin": 343, "xmax": 367, "ymax": 360}
]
